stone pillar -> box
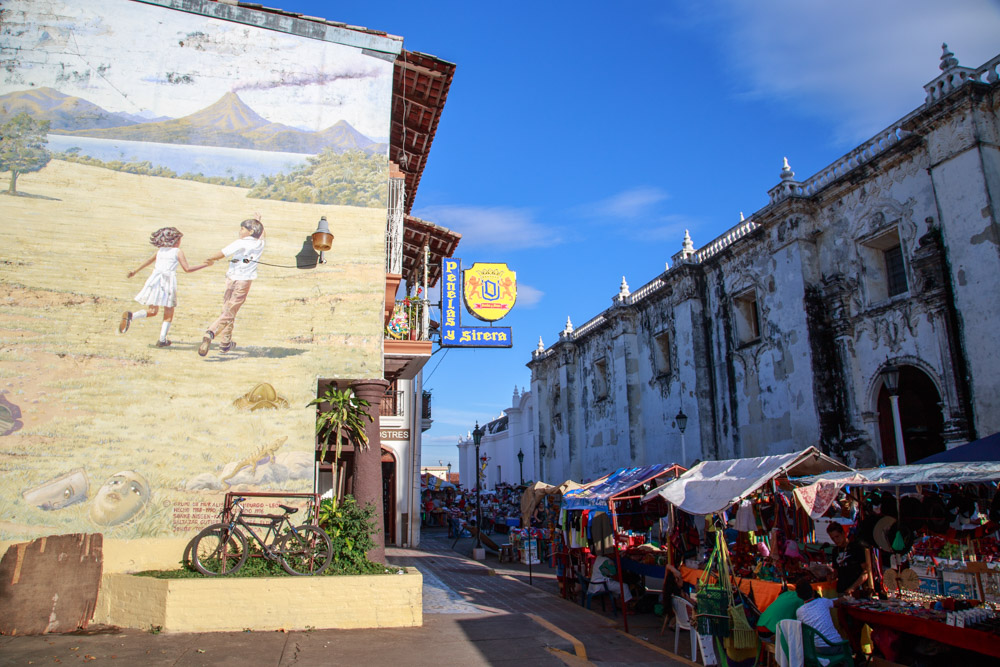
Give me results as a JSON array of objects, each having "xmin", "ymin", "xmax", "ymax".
[{"xmin": 350, "ymin": 379, "xmax": 389, "ymax": 563}]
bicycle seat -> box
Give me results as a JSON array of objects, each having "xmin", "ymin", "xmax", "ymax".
[{"xmin": 279, "ymin": 505, "xmax": 298, "ymax": 514}]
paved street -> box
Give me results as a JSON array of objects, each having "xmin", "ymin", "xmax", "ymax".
[{"xmin": 0, "ymin": 529, "xmax": 691, "ymax": 666}]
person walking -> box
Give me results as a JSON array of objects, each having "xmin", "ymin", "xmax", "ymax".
[
  {"xmin": 198, "ymin": 217, "xmax": 265, "ymax": 356},
  {"xmin": 119, "ymin": 227, "xmax": 210, "ymax": 347}
]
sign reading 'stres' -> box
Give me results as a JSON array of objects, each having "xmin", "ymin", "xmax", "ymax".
[{"xmin": 441, "ymin": 258, "xmax": 513, "ymax": 348}]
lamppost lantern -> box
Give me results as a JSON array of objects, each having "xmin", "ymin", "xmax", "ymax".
[
  {"xmin": 882, "ymin": 364, "xmax": 900, "ymax": 396},
  {"xmin": 675, "ymin": 408, "xmax": 688, "ymax": 466},
  {"xmin": 537, "ymin": 440, "xmax": 547, "ymax": 484},
  {"xmin": 882, "ymin": 363, "xmax": 907, "ymax": 465},
  {"xmin": 675, "ymin": 409, "xmax": 688, "ymax": 434},
  {"xmin": 517, "ymin": 449, "xmax": 524, "ymax": 485},
  {"xmin": 471, "ymin": 421, "xmax": 484, "ymax": 552}
]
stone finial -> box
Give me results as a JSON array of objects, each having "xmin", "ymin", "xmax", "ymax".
[
  {"xmin": 780, "ymin": 157, "xmax": 795, "ymax": 181},
  {"xmin": 537, "ymin": 336, "xmax": 544, "ymax": 352},
  {"xmin": 513, "ymin": 385, "xmax": 520, "ymax": 400},
  {"xmin": 740, "ymin": 211, "xmax": 745, "ymax": 222},
  {"xmin": 682, "ymin": 229, "xmax": 694, "ymax": 254},
  {"xmin": 940, "ymin": 43, "xmax": 959, "ymax": 71},
  {"xmin": 619, "ymin": 276, "xmax": 630, "ymax": 298},
  {"xmin": 563, "ymin": 316, "xmax": 574, "ymax": 334}
]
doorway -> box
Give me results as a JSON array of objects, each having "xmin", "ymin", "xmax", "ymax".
[
  {"xmin": 877, "ymin": 365, "xmax": 945, "ymax": 464},
  {"xmin": 381, "ymin": 448, "xmax": 396, "ymax": 546}
]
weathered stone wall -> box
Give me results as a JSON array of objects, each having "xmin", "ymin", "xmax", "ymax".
[{"xmin": 529, "ymin": 60, "xmax": 1000, "ymax": 478}]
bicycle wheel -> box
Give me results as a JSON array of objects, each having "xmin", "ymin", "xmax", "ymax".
[
  {"xmin": 191, "ymin": 524, "xmax": 249, "ymax": 576},
  {"xmin": 277, "ymin": 524, "xmax": 332, "ymax": 576}
]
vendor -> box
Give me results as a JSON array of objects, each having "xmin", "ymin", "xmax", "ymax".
[
  {"xmin": 795, "ymin": 579, "xmax": 845, "ymax": 648},
  {"xmin": 661, "ymin": 564, "xmax": 693, "ymax": 631},
  {"xmin": 589, "ymin": 555, "xmax": 632, "ymax": 604},
  {"xmin": 827, "ymin": 523, "xmax": 869, "ymax": 597}
]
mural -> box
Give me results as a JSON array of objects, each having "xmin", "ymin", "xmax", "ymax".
[{"xmin": 0, "ymin": 0, "xmax": 393, "ymax": 541}]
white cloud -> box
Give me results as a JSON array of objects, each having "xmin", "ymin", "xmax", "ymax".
[
  {"xmin": 713, "ymin": 0, "xmax": 1000, "ymax": 143},
  {"xmin": 516, "ymin": 284, "xmax": 544, "ymax": 308},
  {"xmin": 414, "ymin": 205, "xmax": 563, "ymax": 250},
  {"xmin": 586, "ymin": 186, "xmax": 670, "ymax": 219}
]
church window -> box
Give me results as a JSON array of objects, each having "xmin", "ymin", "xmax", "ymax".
[
  {"xmin": 653, "ymin": 331, "xmax": 672, "ymax": 376},
  {"xmin": 733, "ymin": 289, "xmax": 761, "ymax": 344}
]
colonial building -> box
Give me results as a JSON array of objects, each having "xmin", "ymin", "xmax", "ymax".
[
  {"xmin": 458, "ymin": 387, "xmax": 537, "ymax": 488},
  {"xmin": 528, "ymin": 46, "xmax": 1000, "ymax": 483}
]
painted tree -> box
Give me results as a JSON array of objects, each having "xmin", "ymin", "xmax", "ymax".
[{"xmin": 0, "ymin": 113, "xmax": 52, "ymax": 194}]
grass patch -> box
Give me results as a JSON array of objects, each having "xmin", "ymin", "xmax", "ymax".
[{"xmin": 134, "ymin": 559, "xmax": 399, "ymax": 579}]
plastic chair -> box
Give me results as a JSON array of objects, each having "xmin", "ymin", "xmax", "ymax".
[
  {"xmin": 579, "ymin": 574, "xmax": 618, "ymax": 616},
  {"xmin": 801, "ymin": 624, "xmax": 854, "ymax": 667},
  {"xmin": 672, "ymin": 597, "xmax": 704, "ymax": 664}
]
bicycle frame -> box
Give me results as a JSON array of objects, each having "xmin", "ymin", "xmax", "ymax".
[{"xmin": 224, "ymin": 498, "xmax": 299, "ymax": 558}]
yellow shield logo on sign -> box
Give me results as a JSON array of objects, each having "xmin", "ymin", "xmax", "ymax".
[{"xmin": 463, "ymin": 263, "xmax": 516, "ymax": 322}]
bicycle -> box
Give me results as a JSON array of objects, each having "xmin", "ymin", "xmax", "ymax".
[{"xmin": 190, "ymin": 496, "xmax": 332, "ymax": 576}]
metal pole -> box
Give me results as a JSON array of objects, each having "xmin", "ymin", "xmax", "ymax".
[
  {"xmin": 680, "ymin": 431, "xmax": 686, "ymax": 466},
  {"xmin": 528, "ymin": 536, "xmax": 533, "ymax": 586},
  {"xmin": 889, "ymin": 395, "xmax": 906, "ymax": 465},
  {"xmin": 475, "ymin": 439, "xmax": 482, "ymax": 551}
]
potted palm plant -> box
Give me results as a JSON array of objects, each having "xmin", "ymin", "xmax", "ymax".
[{"xmin": 308, "ymin": 386, "xmax": 374, "ymax": 509}]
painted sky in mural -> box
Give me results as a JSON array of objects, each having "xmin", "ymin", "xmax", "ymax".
[{"xmin": 0, "ymin": 0, "xmax": 392, "ymax": 542}]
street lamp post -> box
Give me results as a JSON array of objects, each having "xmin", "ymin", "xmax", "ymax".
[
  {"xmin": 447, "ymin": 462, "xmax": 452, "ymax": 481},
  {"xmin": 538, "ymin": 439, "xmax": 547, "ymax": 483},
  {"xmin": 472, "ymin": 421, "xmax": 484, "ymax": 552},
  {"xmin": 882, "ymin": 364, "xmax": 907, "ymax": 465},
  {"xmin": 517, "ymin": 449, "xmax": 524, "ymax": 485},
  {"xmin": 675, "ymin": 408, "xmax": 688, "ymax": 465}
]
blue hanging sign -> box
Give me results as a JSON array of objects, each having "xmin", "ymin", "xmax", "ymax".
[{"xmin": 440, "ymin": 258, "xmax": 513, "ymax": 348}]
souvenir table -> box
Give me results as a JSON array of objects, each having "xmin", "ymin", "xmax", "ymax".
[{"xmin": 837, "ymin": 598, "xmax": 1000, "ymax": 659}]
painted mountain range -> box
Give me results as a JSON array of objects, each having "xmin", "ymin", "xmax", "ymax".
[{"xmin": 0, "ymin": 87, "xmax": 386, "ymax": 156}]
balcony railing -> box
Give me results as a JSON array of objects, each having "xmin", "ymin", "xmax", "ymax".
[
  {"xmin": 422, "ymin": 390, "xmax": 432, "ymax": 420},
  {"xmin": 386, "ymin": 297, "xmax": 430, "ymax": 341},
  {"xmin": 380, "ymin": 390, "xmax": 404, "ymax": 417},
  {"xmin": 386, "ymin": 176, "xmax": 405, "ymax": 275}
]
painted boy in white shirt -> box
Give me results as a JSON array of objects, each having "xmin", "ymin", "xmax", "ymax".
[{"xmin": 198, "ymin": 217, "xmax": 265, "ymax": 356}]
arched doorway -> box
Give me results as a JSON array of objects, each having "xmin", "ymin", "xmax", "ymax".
[
  {"xmin": 877, "ymin": 365, "xmax": 945, "ymax": 464},
  {"xmin": 381, "ymin": 448, "xmax": 397, "ymax": 546}
]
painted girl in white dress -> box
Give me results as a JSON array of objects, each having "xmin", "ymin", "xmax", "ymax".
[{"xmin": 118, "ymin": 227, "xmax": 211, "ymax": 347}]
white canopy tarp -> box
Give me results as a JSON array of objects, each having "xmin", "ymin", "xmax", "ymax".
[
  {"xmin": 794, "ymin": 461, "xmax": 1000, "ymax": 488},
  {"xmin": 791, "ymin": 461, "xmax": 1000, "ymax": 518},
  {"xmin": 643, "ymin": 447, "xmax": 851, "ymax": 515}
]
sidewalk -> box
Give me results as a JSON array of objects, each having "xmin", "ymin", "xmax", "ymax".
[
  {"xmin": 404, "ymin": 528, "xmax": 697, "ymax": 665},
  {"xmin": 0, "ymin": 530, "xmax": 694, "ymax": 666}
]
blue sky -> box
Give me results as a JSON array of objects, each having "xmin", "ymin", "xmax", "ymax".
[{"xmin": 278, "ymin": 0, "xmax": 1000, "ymax": 467}]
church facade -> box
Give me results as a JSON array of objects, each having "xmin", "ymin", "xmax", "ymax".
[{"xmin": 527, "ymin": 47, "xmax": 1000, "ymax": 482}]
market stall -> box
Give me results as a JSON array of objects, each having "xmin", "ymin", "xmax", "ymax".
[
  {"xmin": 792, "ymin": 459, "xmax": 1000, "ymax": 662},
  {"xmin": 639, "ymin": 448, "xmax": 852, "ymax": 604},
  {"xmin": 620, "ymin": 448, "xmax": 853, "ymax": 663},
  {"xmin": 559, "ymin": 463, "xmax": 685, "ymax": 632},
  {"xmin": 511, "ymin": 480, "xmax": 579, "ymax": 566},
  {"xmin": 420, "ymin": 473, "xmax": 457, "ymax": 527}
]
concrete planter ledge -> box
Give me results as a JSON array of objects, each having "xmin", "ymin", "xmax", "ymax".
[{"xmin": 93, "ymin": 568, "xmax": 422, "ymax": 633}]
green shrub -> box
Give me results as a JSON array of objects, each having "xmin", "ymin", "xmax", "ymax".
[{"xmin": 318, "ymin": 496, "xmax": 384, "ymax": 574}]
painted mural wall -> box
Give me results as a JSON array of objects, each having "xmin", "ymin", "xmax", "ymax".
[{"xmin": 0, "ymin": 0, "xmax": 392, "ymax": 544}]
